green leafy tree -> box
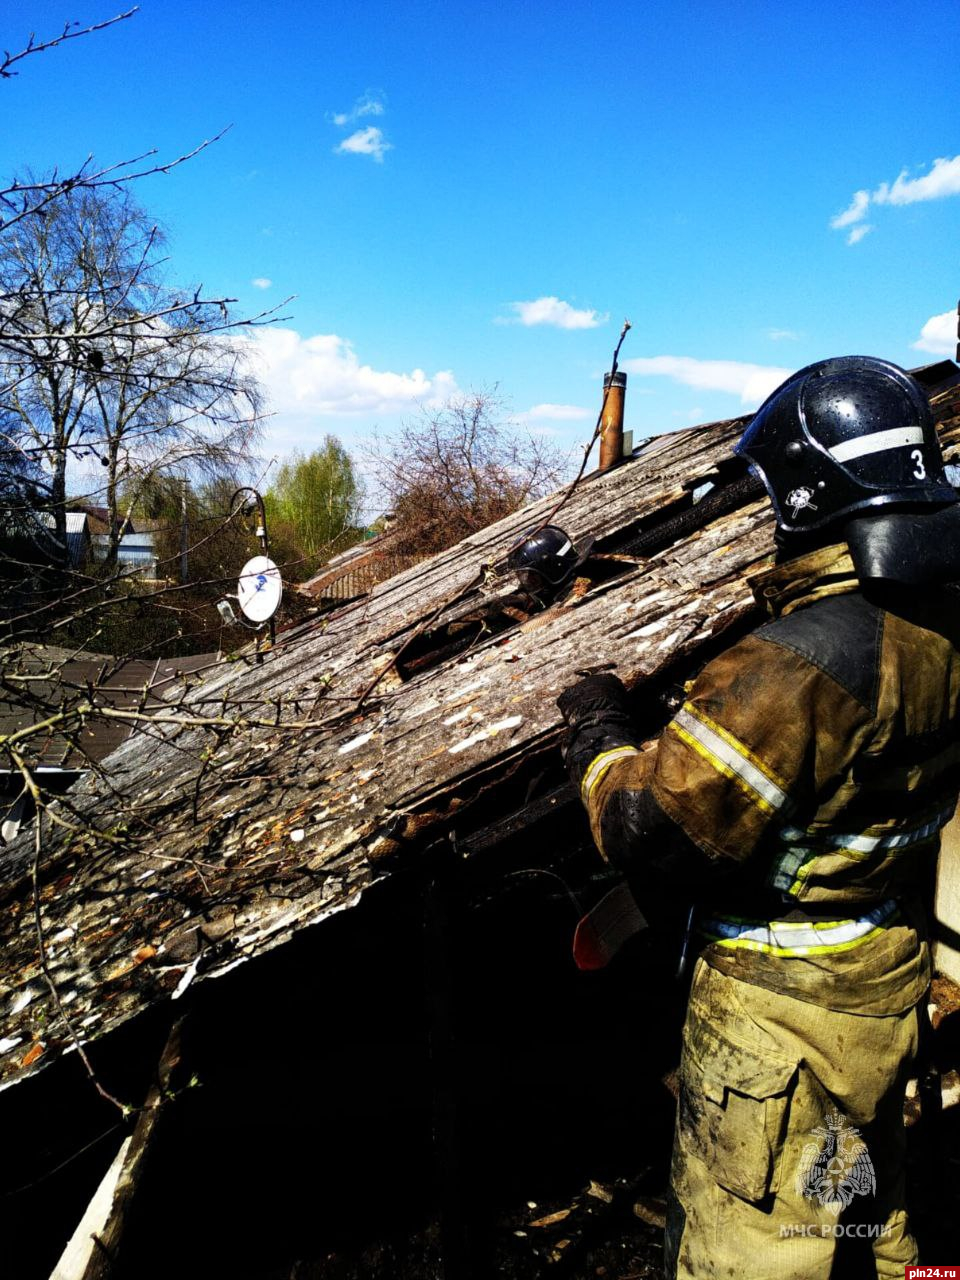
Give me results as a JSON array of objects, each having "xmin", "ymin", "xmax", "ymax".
[{"xmin": 265, "ymin": 438, "xmax": 363, "ymax": 570}]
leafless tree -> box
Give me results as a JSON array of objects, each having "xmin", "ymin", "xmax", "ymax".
[
  {"xmin": 0, "ymin": 183, "xmax": 264, "ymax": 564},
  {"xmin": 370, "ymin": 390, "xmax": 569, "ymax": 561}
]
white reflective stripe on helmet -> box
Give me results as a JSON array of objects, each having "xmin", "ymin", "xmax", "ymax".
[
  {"xmin": 828, "ymin": 426, "xmax": 925, "ymax": 464},
  {"xmin": 701, "ymin": 900, "xmax": 897, "ymax": 957},
  {"xmin": 580, "ymin": 746, "xmax": 640, "ymax": 805},
  {"xmin": 672, "ymin": 705, "xmax": 789, "ymax": 816}
]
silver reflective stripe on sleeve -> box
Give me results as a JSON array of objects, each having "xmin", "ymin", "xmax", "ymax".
[
  {"xmin": 580, "ymin": 746, "xmax": 640, "ymax": 805},
  {"xmin": 826, "ymin": 803, "xmax": 955, "ymax": 854},
  {"xmin": 701, "ymin": 900, "xmax": 898, "ymax": 957},
  {"xmin": 673, "ymin": 705, "xmax": 789, "ymax": 815},
  {"xmin": 771, "ymin": 803, "xmax": 955, "ymax": 893},
  {"xmin": 828, "ymin": 426, "xmax": 924, "ymax": 463}
]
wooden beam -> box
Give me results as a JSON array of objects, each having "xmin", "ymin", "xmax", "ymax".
[{"xmin": 49, "ymin": 1021, "xmax": 184, "ymax": 1280}]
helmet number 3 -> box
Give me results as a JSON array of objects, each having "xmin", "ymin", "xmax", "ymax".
[{"xmin": 911, "ymin": 448, "xmax": 926, "ymax": 480}]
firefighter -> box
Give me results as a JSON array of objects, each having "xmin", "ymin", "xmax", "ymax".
[{"xmin": 557, "ymin": 356, "xmax": 960, "ymax": 1279}]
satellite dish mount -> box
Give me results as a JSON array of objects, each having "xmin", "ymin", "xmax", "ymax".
[{"xmin": 224, "ymin": 487, "xmax": 282, "ymax": 654}]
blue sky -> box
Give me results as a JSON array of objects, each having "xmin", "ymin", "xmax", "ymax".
[{"xmin": 4, "ymin": 0, "xmax": 959, "ymax": 507}]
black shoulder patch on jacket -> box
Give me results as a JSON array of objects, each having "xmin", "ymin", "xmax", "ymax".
[{"xmin": 756, "ymin": 594, "xmax": 882, "ymax": 714}]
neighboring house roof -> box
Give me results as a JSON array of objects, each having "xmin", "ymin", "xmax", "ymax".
[
  {"xmin": 64, "ymin": 513, "xmax": 90, "ymax": 567},
  {"xmin": 36, "ymin": 511, "xmax": 90, "ymax": 566},
  {"xmin": 70, "ymin": 505, "xmax": 151, "ymax": 536},
  {"xmin": 91, "ymin": 531, "xmax": 155, "ymax": 545},
  {"xmin": 91, "ymin": 531, "xmax": 156, "ymax": 551},
  {"xmin": 299, "ymin": 533, "xmax": 407, "ymax": 602},
  {"xmin": 68, "ymin": 506, "xmax": 113, "ymax": 536},
  {"xmin": 0, "ymin": 646, "xmax": 221, "ymax": 771},
  {"xmin": 1, "ymin": 365, "xmax": 958, "ymax": 1091}
]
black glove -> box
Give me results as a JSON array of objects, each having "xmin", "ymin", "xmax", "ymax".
[
  {"xmin": 557, "ymin": 673, "xmax": 631, "ymax": 726},
  {"xmin": 557, "ymin": 674, "xmax": 639, "ymax": 791}
]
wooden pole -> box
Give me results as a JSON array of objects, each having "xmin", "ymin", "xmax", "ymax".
[{"xmin": 51, "ymin": 1020, "xmax": 185, "ymax": 1280}]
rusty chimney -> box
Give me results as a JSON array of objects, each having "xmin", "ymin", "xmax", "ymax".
[{"xmin": 599, "ymin": 370, "xmax": 627, "ymax": 472}]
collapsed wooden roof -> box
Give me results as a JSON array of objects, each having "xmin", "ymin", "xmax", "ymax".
[{"xmin": 2, "ymin": 371, "xmax": 959, "ymax": 1092}]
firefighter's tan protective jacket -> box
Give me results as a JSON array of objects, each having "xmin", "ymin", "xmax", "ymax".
[{"xmin": 581, "ymin": 543, "xmax": 959, "ymax": 1014}]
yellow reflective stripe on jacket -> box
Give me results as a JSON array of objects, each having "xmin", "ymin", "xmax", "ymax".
[
  {"xmin": 580, "ymin": 746, "xmax": 640, "ymax": 806},
  {"xmin": 671, "ymin": 703, "xmax": 790, "ymax": 817},
  {"xmin": 701, "ymin": 900, "xmax": 898, "ymax": 957}
]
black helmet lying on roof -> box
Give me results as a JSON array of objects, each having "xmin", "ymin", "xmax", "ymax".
[
  {"xmin": 735, "ymin": 355, "xmax": 960, "ymax": 584},
  {"xmin": 507, "ymin": 525, "xmax": 594, "ymax": 591}
]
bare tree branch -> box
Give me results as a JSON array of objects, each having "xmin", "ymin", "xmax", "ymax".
[
  {"xmin": 0, "ymin": 8, "xmax": 138, "ymax": 79},
  {"xmin": 370, "ymin": 389, "xmax": 569, "ymax": 563}
]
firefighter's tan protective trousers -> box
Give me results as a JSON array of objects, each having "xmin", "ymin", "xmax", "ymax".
[{"xmin": 665, "ymin": 959, "xmax": 921, "ymax": 1280}]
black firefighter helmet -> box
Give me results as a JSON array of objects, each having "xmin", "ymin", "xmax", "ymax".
[
  {"xmin": 735, "ymin": 355, "xmax": 960, "ymax": 584},
  {"xmin": 507, "ymin": 525, "xmax": 595, "ymax": 592}
]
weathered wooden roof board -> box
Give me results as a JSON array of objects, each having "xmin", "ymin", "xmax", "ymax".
[{"xmin": 2, "ymin": 378, "xmax": 959, "ymax": 1092}]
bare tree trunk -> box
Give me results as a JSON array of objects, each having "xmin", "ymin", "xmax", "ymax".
[
  {"xmin": 104, "ymin": 439, "xmax": 122, "ymax": 570},
  {"xmin": 49, "ymin": 450, "xmax": 69, "ymax": 567},
  {"xmin": 179, "ymin": 477, "xmax": 189, "ymax": 584}
]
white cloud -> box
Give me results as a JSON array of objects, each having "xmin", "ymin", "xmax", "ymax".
[
  {"xmin": 331, "ymin": 93, "xmax": 386, "ymax": 128},
  {"xmin": 520, "ymin": 403, "xmax": 593, "ymax": 421},
  {"xmin": 831, "ymin": 155, "xmax": 960, "ymax": 241},
  {"xmin": 766, "ymin": 328, "xmax": 800, "ymax": 342},
  {"xmin": 335, "ymin": 126, "xmax": 392, "ymax": 163},
  {"xmin": 875, "ymin": 155, "xmax": 960, "ymax": 206},
  {"xmin": 623, "ymin": 356, "xmax": 792, "ymax": 407},
  {"xmin": 831, "ymin": 189, "xmax": 871, "ymax": 229},
  {"xmin": 251, "ymin": 277, "xmax": 272, "ymax": 289},
  {"xmin": 501, "ymin": 296, "xmax": 607, "ymax": 330},
  {"xmin": 244, "ymin": 327, "xmax": 457, "ymax": 417},
  {"xmin": 912, "ymin": 310, "xmax": 956, "ymax": 356},
  {"xmin": 846, "ymin": 224, "xmax": 873, "ymax": 246}
]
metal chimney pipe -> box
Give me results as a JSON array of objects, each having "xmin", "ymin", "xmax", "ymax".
[{"xmin": 599, "ymin": 370, "xmax": 627, "ymax": 472}]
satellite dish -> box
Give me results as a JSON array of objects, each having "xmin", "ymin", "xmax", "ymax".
[{"xmin": 237, "ymin": 555, "xmax": 282, "ymax": 623}]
